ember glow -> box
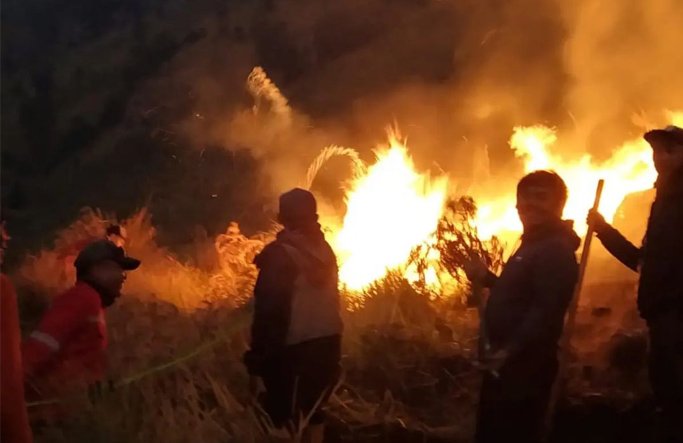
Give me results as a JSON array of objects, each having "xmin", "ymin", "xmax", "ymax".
[{"xmin": 331, "ymin": 135, "xmax": 448, "ymax": 291}]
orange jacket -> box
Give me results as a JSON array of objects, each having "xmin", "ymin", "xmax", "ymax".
[
  {"xmin": 1, "ymin": 274, "xmax": 33, "ymax": 443},
  {"xmin": 22, "ymin": 282, "xmax": 107, "ymax": 393}
]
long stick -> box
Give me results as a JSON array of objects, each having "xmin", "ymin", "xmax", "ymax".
[
  {"xmin": 543, "ymin": 179, "xmax": 604, "ymax": 439},
  {"xmin": 474, "ymin": 281, "xmax": 489, "ymax": 355}
]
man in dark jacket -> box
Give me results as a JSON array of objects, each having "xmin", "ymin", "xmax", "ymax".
[
  {"xmin": 244, "ymin": 188, "xmax": 343, "ymax": 443},
  {"xmin": 588, "ymin": 125, "xmax": 683, "ymax": 443},
  {"xmin": 466, "ymin": 171, "xmax": 580, "ymax": 443}
]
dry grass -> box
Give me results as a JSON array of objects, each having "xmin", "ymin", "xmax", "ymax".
[
  {"xmin": 305, "ymin": 145, "xmax": 366, "ymax": 189},
  {"xmin": 247, "ymin": 67, "xmax": 292, "ymax": 127},
  {"xmin": 15, "ymin": 206, "xmax": 484, "ymax": 442}
]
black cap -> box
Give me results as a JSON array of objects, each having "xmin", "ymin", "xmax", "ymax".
[
  {"xmin": 74, "ymin": 240, "xmax": 141, "ymax": 271},
  {"xmin": 644, "ymin": 125, "xmax": 683, "ymax": 148}
]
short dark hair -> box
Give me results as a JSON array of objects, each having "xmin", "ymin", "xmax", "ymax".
[
  {"xmin": 517, "ymin": 170, "xmax": 568, "ymax": 208},
  {"xmin": 278, "ymin": 188, "xmax": 318, "ymax": 228}
]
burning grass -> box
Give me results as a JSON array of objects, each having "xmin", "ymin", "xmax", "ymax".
[
  {"xmin": 13, "ymin": 199, "xmax": 649, "ymax": 443},
  {"xmin": 15, "ymin": 205, "xmax": 484, "ymax": 443}
]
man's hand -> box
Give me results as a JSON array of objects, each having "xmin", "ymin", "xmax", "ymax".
[
  {"xmin": 479, "ymin": 349, "xmax": 510, "ymax": 377},
  {"xmin": 487, "ymin": 349, "xmax": 509, "ymax": 372},
  {"xmin": 249, "ymin": 376, "xmax": 264, "ymax": 399},
  {"xmin": 586, "ymin": 209, "xmax": 608, "ymax": 233},
  {"xmin": 463, "ymin": 257, "xmax": 489, "ymax": 283}
]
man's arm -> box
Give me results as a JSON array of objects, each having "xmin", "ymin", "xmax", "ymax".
[
  {"xmin": 482, "ymin": 271, "xmax": 498, "ymax": 289},
  {"xmin": 22, "ymin": 291, "xmax": 95, "ymax": 378},
  {"xmin": 589, "ymin": 210, "xmax": 640, "ymax": 271},
  {"xmin": 595, "ymin": 224, "xmax": 641, "ymax": 271},
  {"xmin": 244, "ymin": 245, "xmax": 296, "ymax": 376},
  {"xmin": 505, "ymin": 245, "xmax": 578, "ymax": 356},
  {"xmin": 464, "ymin": 258, "xmax": 498, "ymax": 288}
]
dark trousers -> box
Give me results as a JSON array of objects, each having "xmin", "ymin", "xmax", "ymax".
[
  {"xmin": 648, "ymin": 311, "xmax": 683, "ymax": 443},
  {"xmin": 476, "ymin": 353, "xmax": 557, "ymax": 443},
  {"xmin": 260, "ymin": 335, "xmax": 342, "ymax": 430}
]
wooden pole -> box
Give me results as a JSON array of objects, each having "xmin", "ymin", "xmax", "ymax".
[
  {"xmin": 474, "ymin": 280, "xmax": 492, "ymax": 363},
  {"xmin": 543, "ymin": 179, "xmax": 604, "ymax": 439}
]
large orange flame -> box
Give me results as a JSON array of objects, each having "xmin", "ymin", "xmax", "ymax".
[
  {"xmin": 474, "ymin": 112, "xmax": 683, "ymax": 241},
  {"xmin": 331, "ymin": 135, "xmax": 448, "ymax": 291},
  {"xmin": 330, "ymin": 112, "xmax": 681, "ymax": 289}
]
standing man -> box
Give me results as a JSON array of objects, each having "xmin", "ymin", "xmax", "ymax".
[
  {"xmin": 22, "ymin": 240, "xmax": 140, "ymax": 398},
  {"xmin": 244, "ymin": 188, "xmax": 343, "ymax": 443},
  {"xmin": 588, "ymin": 125, "xmax": 683, "ymax": 443},
  {"xmin": 466, "ymin": 171, "xmax": 580, "ymax": 443},
  {"xmin": 1, "ymin": 222, "xmax": 33, "ymax": 443}
]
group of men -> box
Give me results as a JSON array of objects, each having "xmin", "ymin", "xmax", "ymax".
[
  {"xmin": 244, "ymin": 125, "xmax": 683, "ymax": 443},
  {"xmin": 1, "ymin": 125, "xmax": 681, "ymax": 443},
  {"xmin": 469, "ymin": 125, "xmax": 682, "ymax": 443}
]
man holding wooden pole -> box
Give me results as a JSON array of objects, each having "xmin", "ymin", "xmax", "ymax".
[
  {"xmin": 588, "ymin": 125, "xmax": 683, "ymax": 443},
  {"xmin": 465, "ymin": 171, "xmax": 580, "ymax": 443}
]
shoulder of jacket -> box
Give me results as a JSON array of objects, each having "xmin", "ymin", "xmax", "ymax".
[
  {"xmin": 255, "ymin": 241, "xmax": 294, "ymax": 269},
  {"xmin": 59, "ymin": 283, "xmax": 101, "ymax": 309},
  {"xmin": 532, "ymin": 236, "xmax": 578, "ymax": 262}
]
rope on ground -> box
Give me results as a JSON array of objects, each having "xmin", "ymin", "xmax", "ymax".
[{"xmin": 26, "ymin": 306, "xmax": 252, "ymax": 408}]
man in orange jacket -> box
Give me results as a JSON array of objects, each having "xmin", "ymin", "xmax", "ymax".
[
  {"xmin": 1, "ymin": 222, "xmax": 33, "ymax": 443},
  {"xmin": 22, "ymin": 240, "xmax": 140, "ymax": 397}
]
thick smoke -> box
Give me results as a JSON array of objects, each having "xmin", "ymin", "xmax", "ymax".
[
  {"xmin": 560, "ymin": 0, "xmax": 683, "ymax": 156},
  {"xmin": 174, "ymin": 0, "xmax": 680, "ymax": 207},
  {"xmin": 191, "ymin": 0, "xmax": 567, "ymax": 191}
]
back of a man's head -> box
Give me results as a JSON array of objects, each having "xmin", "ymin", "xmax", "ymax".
[{"xmin": 278, "ymin": 188, "xmax": 318, "ymax": 229}]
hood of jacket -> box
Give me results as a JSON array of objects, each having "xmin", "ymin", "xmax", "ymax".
[
  {"xmin": 522, "ymin": 219, "xmax": 581, "ymax": 252},
  {"xmin": 273, "ymin": 223, "xmax": 337, "ymax": 287}
]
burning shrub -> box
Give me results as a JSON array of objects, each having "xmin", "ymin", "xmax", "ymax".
[
  {"xmin": 434, "ymin": 197, "xmax": 505, "ymax": 286},
  {"xmin": 213, "ymin": 222, "xmax": 272, "ymax": 306}
]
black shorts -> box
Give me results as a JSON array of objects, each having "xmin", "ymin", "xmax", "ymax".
[{"xmin": 259, "ymin": 335, "xmax": 342, "ymax": 429}]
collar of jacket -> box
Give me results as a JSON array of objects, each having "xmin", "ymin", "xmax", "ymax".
[
  {"xmin": 77, "ymin": 279, "xmax": 116, "ymax": 308},
  {"xmin": 277, "ymin": 225, "xmax": 334, "ymax": 266},
  {"xmin": 521, "ymin": 219, "xmax": 581, "ymax": 250},
  {"xmin": 276, "ymin": 224, "xmax": 325, "ymax": 253},
  {"xmin": 655, "ymin": 166, "xmax": 683, "ymax": 199}
]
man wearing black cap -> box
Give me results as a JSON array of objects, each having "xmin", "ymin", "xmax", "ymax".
[
  {"xmin": 588, "ymin": 126, "xmax": 683, "ymax": 443},
  {"xmin": 23, "ymin": 240, "xmax": 140, "ymax": 395},
  {"xmin": 244, "ymin": 188, "xmax": 343, "ymax": 443}
]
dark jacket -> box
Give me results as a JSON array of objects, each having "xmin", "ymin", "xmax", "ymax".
[
  {"xmin": 596, "ymin": 170, "xmax": 683, "ymax": 320},
  {"xmin": 484, "ymin": 220, "xmax": 580, "ymax": 357},
  {"xmin": 245, "ymin": 223, "xmax": 341, "ymax": 375}
]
